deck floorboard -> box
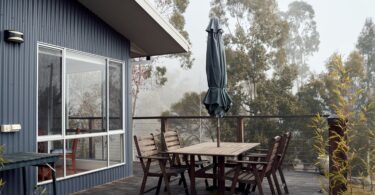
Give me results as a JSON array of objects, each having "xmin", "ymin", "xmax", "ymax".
[{"xmin": 72, "ymin": 162, "xmax": 323, "ymax": 195}]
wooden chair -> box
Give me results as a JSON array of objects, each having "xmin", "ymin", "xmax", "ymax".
[
  {"xmin": 161, "ymin": 130, "xmax": 213, "ymax": 189},
  {"xmin": 134, "ymin": 134, "xmax": 190, "ymax": 195},
  {"xmin": 66, "ymin": 128, "xmax": 81, "ymax": 173},
  {"xmin": 225, "ymin": 136, "xmax": 282, "ymax": 195},
  {"xmin": 246, "ymin": 132, "xmax": 292, "ymax": 194},
  {"xmin": 51, "ymin": 128, "xmax": 80, "ymax": 173},
  {"xmin": 39, "ymin": 128, "xmax": 81, "ymax": 179}
]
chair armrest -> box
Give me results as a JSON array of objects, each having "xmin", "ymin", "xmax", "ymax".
[
  {"xmin": 227, "ymin": 159, "xmax": 269, "ymax": 165},
  {"xmin": 158, "ymin": 151, "xmax": 173, "ymax": 157},
  {"xmin": 136, "ymin": 155, "xmax": 169, "ymax": 160},
  {"xmin": 245, "ymin": 153, "xmax": 267, "ymax": 158}
]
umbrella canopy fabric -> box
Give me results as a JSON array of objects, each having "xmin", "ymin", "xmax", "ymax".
[{"xmin": 203, "ymin": 17, "xmax": 232, "ymax": 118}]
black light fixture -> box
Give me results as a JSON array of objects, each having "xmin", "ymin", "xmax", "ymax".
[
  {"xmin": 146, "ymin": 56, "xmax": 151, "ymax": 61},
  {"xmin": 4, "ymin": 30, "xmax": 24, "ymax": 43}
]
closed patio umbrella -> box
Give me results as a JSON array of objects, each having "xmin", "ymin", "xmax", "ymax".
[{"xmin": 203, "ymin": 17, "xmax": 232, "ymax": 147}]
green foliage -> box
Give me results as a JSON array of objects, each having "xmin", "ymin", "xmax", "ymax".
[
  {"xmin": 296, "ymin": 75, "xmax": 326, "ymax": 114},
  {"xmin": 161, "ymin": 92, "xmax": 216, "ymax": 145},
  {"xmin": 154, "ymin": 66, "xmax": 167, "ymax": 85},
  {"xmin": 153, "ymin": 0, "xmax": 194, "ymax": 69},
  {"xmin": 0, "ymin": 145, "xmax": 6, "ymax": 193},
  {"xmin": 310, "ymin": 50, "xmax": 375, "ymax": 194},
  {"xmin": 33, "ymin": 186, "xmax": 47, "ymax": 195},
  {"xmin": 312, "ymin": 114, "xmax": 329, "ymax": 193},
  {"xmin": 312, "ymin": 114, "xmax": 328, "ymax": 159},
  {"xmin": 157, "ymin": 4, "xmax": 375, "ymax": 193},
  {"xmin": 210, "ymin": 0, "xmax": 294, "ymax": 116}
]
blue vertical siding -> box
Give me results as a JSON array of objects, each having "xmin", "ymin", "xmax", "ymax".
[{"xmin": 0, "ymin": 0, "xmax": 133, "ymax": 194}]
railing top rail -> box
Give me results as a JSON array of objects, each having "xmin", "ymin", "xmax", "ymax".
[
  {"xmin": 68, "ymin": 116, "xmax": 121, "ymax": 120},
  {"xmin": 133, "ymin": 114, "xmax": 329, "ymax": 120}
]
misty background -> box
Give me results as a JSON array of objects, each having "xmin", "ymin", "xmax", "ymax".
[{"xmin": 135, "ymin": 0, "xmax": 375, "ymax": 116}]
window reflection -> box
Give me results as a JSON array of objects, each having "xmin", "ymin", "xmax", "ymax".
[
  {"xmin": 65, "ymin": 136, "xmax": 108, "ymax": 176},
  {"xmin": 37, "ymin": 45, "xmax": 125, "ymax": 181},
  {"xmin": 109, "ymin": 61, "xmax": 123, "ymax": 130},
  {"xmin": 109, "ymin": 134, "xmax": 124, "ymax": 165},
  {"xmin": 66, "ymin": 51, "xmax": 106, "ymax": 134},
  {"xmin": 38, "ymin": 47, "xmax": 62, "ymax": 136}
]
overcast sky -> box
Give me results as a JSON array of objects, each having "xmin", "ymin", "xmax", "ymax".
[{"xmin": 136, "ymin": 0, "xmax": 375, "ymax": 116}]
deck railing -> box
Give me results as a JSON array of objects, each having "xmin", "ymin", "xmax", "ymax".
[{"xmin": 133, "ymin": 114, "xmax": 329, "ymax": 143}]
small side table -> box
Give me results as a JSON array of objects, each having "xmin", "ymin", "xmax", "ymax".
[{"xmin": 0, "ymin": 152, "xmax": 60, "ymax": 195}]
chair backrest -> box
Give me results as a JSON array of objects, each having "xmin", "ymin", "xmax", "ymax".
[
  {"xmin": 161, "ymin": 130, "xmax": 182, "ymax": 151},
  {"xmin": 134, "ymin": 134, "xmax": 159, "ymax": 171},
  {"xmin": 262, "ymin": 136, "xmax": 282, "ymax": 177},
  {"xmin": 276, "ymin": 132, "xmax": 292, "ymax": 168}
]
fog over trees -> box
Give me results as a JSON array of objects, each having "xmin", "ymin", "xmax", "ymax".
[{"xmin": 133, "ymin": 0, "xmax": 375, "ymax": 188}]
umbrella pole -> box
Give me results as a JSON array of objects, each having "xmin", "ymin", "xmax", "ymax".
[{"xmin": 217, "ymin": 118, "xmax": 220, "ymax": 147}]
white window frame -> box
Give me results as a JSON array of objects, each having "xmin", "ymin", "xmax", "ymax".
[{"xmin": 36, "ymin": 42, "xmax": 126, "ymax": 185}]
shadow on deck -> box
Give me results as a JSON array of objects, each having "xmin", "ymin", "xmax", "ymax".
[{"xmin": 72, "ymin": 162, "xmax": 323, "ymax": 195}]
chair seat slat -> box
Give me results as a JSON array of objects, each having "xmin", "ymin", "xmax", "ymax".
[{"xmin": 164, "ymin": 136, "xmax": 179, "ymax": 142}]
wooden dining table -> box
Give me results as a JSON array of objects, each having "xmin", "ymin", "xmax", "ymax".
[{"xmin": 167, "ymin": 142, "xmax": 259, "ymax": 195}]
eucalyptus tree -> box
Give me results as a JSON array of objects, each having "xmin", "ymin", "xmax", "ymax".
[
  {"xmin": 209, "ymin": 0, "xmax": 290, "ymax": 115},
  {"xmin": 356, "ymin": 19, "xmax": 375, "ymax": 182},
  {"xmin": 283, "ymin": 1, "xmax": 320, "ymax": 89},
  {"xmin": 357, "ymin": 18, "xmax": 375, "ymax": 93}
]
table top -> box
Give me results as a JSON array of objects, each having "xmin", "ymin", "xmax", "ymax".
[
  {"xmin": 167, "ymin": 142, "xmax": 260, "ymax": 157},
  {"xmin": 0, "ymin": 152, "xmax": 60, "ymax": 171}
]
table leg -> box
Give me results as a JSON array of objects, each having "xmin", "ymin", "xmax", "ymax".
[
  {"xmin": 238, "ymin": 154, "xmax": 245, "ymax": 191},
  {"xmin": 218, "ymin": 156, "xmax": 225, "ymax": 195},
  {"xmin": 51, "ymin": 163, "xmax": 57, "ymax": 195},
  {"xmin": 189, "ymin": 154, "xmax": 196, "ymax": 195},
  {"xmin": 22, "ymin": 167, "xmax": 27, "ymax": 195},
  {"xmin": 213, "ymin": 156, "xmax": 217, "ymax": 188}
]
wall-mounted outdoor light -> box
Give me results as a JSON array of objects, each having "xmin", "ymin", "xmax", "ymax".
[{"xmin": 4, "ymin": 30, "xmax": 24, "ymax": 43}]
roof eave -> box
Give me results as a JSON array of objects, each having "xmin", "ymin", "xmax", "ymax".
[{"xmin": 78, "ymin": 0, "xmax": 191, "ymax": 58}]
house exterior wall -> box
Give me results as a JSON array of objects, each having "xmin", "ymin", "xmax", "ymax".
[{"xmin": 0, "ymin": 0, "xmax": 133, "ymax": 194}]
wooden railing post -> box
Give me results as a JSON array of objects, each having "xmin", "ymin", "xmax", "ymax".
[
  {"xmin": 160, "ymin": 118, "xmax": 168, "ymax": 151},
  {"xmin": 327, "ymin": 115, "xmax": 348, "ymax": 195},
  {"xmin": 89, "ymin": 118, "xmax": 94, "ymax": 158},
  {"xmin": 237, "ymin": 117, "xmax": 244, "ymax": 143},
  {"xmin": 161, "ymin": 118, "xmax": 168, "ymax": 133}
]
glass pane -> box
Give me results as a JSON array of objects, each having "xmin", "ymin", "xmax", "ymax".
[
  {"xmin": 109, "ymin": 61, "xmax": 123, "ymax": 130},
  {"xmin": 66, "ymin": 51, "xmax": 106, "ymax": 134},
  {"xmin": 37, "ymin": 140, "xmax": 64, "ymax": 182},
  {"xmin": 38, "ymin": 47, "xmax": 62, "ymax": 136},
  {"xmin": 65, "ymin": 136, "xmax": 108, "ymax": 176},
  {"xmin": 109, "ymin": 134, "xmax": 124, "ymax": 165}
]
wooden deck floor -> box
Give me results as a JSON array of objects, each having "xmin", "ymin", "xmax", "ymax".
[{"xmin": 72, "ymin": 162, "xmax": 323, "ymax": 195}]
